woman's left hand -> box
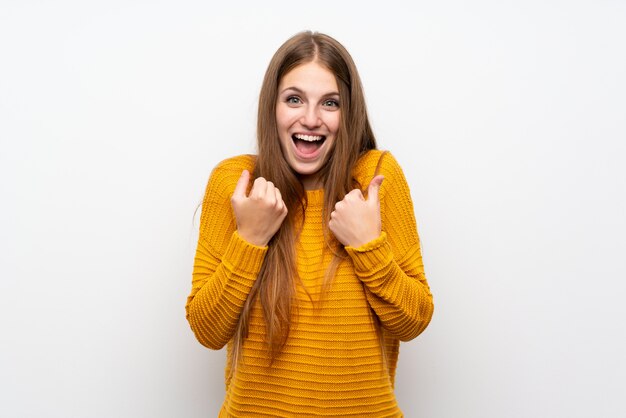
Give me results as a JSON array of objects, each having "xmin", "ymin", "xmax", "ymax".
[{"xmin": 329, "ymin": 175, "xmax": 384, "ymax": 247}]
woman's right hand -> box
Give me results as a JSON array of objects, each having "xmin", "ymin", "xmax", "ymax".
[{"xmin": 230, "ymin": 170, "xmax": 288, "ymax": 247}]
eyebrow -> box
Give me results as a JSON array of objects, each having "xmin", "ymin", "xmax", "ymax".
[{"xmin": 279, "ymin": 86, "xmax": 340, "ymax": 96}]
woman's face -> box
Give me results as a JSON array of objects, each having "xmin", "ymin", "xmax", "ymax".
[{"xmin": 276, "ymin": 61, "xmax": 340, "ymax": 190}]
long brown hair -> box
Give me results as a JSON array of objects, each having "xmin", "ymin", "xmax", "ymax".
[{"xmin": 231, "ymin": 31, "xmax": 377, "ymax": 370}]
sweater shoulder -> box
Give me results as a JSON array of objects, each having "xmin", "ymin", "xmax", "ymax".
[
  {"xmin": 201, "ymin": 154, "xmax": 256, "ymax": 204},
  {"xmin": 212, "ymin": 154, "xmax": 256, "ymax": 177},
  {"xmin": 353, "ymin": 149, "xmax": 404, "ymax": 186}
]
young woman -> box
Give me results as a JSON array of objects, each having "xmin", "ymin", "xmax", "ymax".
[{"xmin": 186, "ymin": 31, "xmax": 434, "ymax": 417}]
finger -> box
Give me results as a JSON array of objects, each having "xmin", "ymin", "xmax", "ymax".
[
  {"xmin": 265, "ymin": 181, "xmax": 276, "ymax": 204},
  {"xmin": 367, "ymin": 175, "xmax": 384, "ymax": 202},
  {"xmin": 275, "ymin": 187, "xmax": 284, "ymax": 209},
  {"xmin": 233, "ymin": 170, "xmax": 250, "ymax": 198},
  {"xmin": 250, "ymin": 177, "xmax": 267, "ymax": 199},
  {"xmin": 346, "ymin": 189, "xmax": 365, "ymax": 201}
]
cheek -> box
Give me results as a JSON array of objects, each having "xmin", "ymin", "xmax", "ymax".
[
  {"xmin": 275, "ymin": 108, "xmax": 292, "ymax": 150},
  {"xmin": 275, "ymin": 108, "xmax": 287, "ymax": 131},
  {"xmin": 276, "ymin": 105, "xmax": 298, "ymax": 130},
  {"xmin": 328, "ymin": 112, "xmax": 341, "ymax": 136}
]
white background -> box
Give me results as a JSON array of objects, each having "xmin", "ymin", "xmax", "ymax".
[{"xmin": 1, "ymin": 1, "xmax": 625, "ymax": 417}]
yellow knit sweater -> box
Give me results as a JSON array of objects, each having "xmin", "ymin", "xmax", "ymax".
[{"xmin": 186, "ymin": 150, "xmax": 434, "ymax": 417}]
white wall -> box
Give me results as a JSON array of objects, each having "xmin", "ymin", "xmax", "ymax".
[{"xmin": 1, "ymin": 1, "xmax": 624, "ymax": 417}]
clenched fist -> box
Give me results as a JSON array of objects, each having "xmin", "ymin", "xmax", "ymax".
[
  {"xmin": 329, "ymin": 175, "xmax": 384, "ymax": 248},
  {"xmin": 231, "ymin": 170, "xmax": 288, "ymax": 247}
]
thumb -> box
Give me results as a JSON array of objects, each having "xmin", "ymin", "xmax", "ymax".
[
  {"xmin": 233, "ymin": 170, "xmax": 250, "ymax": 198},
  {"xmin": 367, "ymin": 175, "xmax": 384, "ymax": 202}
]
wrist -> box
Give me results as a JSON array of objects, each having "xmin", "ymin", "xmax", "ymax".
[{"xmin": 237, "ymin": 229, "xmax": 269, "ymax": 247}]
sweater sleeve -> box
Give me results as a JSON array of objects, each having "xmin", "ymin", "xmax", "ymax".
[
  {"xmin": 345, "ymin": 153, "xmax": 434, "ymax": 341},
  {"xmin": 185, "ymin": 156, "xmax": 267, "ymax": 350}
]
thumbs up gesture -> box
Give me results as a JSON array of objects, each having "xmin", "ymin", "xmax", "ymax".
[
  {"xmin": 329, "ymin": 175, "xmax": 384, "ymax": 248},
  {"xmin": 230, "ymin": 170, "xmax": 288, "ymax": 247}
]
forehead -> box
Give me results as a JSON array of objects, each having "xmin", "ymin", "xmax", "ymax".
[{"xmin": 279, "ymin": 61, "xmax": 338, "ymax": 92}]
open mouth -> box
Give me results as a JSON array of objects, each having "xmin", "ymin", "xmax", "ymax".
[{"xmin": 292, "ymin": 134, "xmax": 326, "ymax": 155}]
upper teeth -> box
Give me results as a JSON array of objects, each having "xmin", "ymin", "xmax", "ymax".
[{"xmin": 294, "ymin": 134, "xmax": 323, "ymax": 142}]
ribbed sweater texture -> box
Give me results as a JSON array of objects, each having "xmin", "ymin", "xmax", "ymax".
[{"xmin": 186, "ymin": 150, "xmax": 434, "ymax": 417}]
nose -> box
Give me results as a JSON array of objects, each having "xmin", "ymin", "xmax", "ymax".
[{"xmin": 300, "ymin": 105, "xmax": 322, "ymax": 129}]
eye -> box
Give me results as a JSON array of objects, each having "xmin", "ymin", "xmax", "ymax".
[
  {"xmin": 286, "ymin": 96, "xmax": 302, "ymax": 104},
  {"xmin": 323, "ymin": 99, "xmax": 340, "ymax": 108}
]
